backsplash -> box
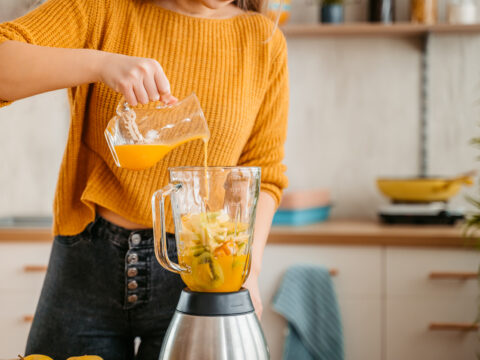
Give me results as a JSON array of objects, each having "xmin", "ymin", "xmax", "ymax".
[{"xmin": 0, "ymin": 0, "xmax": 479, "ymax": 219}]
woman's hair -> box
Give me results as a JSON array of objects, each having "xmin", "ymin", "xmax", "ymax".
[{"xmin": 233, "ymin": 0, "xmax": 265, "ymax": 13}]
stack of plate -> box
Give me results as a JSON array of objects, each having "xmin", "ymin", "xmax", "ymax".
[{"xmin": 272, "ymin": 189, "xmax": 331, "ymax": 226}]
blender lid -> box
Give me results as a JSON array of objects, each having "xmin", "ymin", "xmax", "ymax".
[{"xmin": 176, "ymin": 288, "xmax": 254, "ymax": 316}]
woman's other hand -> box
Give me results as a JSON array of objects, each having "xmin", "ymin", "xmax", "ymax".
[
  {"xmin": 98, "ymin": 52, "xmax": 177, "ymax": 106},
  {"xmin": 244, "ymin": 272, "xmax": 263, "ymax": 320}
]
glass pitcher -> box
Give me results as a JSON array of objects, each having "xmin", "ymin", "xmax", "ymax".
[
  {"xmin": 152, "ymin": 166, "xmax": 261, "ymax": 292},
  {"xmin": 105, "ymin": 93, "xmax": 210, "ymax": 170}
]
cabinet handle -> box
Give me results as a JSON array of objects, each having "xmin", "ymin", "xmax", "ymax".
[
  {"xmin": 429, "ymin": 271, "xmax": 477, "ymax": 280},
  {"xmin": 429, "ymin": 322, "xmax": 479, "ymax": 331},
  {"xmin": 329, "ymin": 268, "xmax": 338, "ymax": 276},
  {"xmin": 23, "ymin": 265, "xmax": 48, "ymax": 272},
  {"xmin": 23, "ymin": 315, "xmax": 34, "ymax": 323}
]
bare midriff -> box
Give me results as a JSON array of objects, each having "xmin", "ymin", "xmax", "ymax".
[{"xmin": 96, "ymin": 205, "xmax": 151, "ymax": 229}]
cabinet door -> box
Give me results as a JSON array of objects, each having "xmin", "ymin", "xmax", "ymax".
[
  {"xmin": 0, "ymin": 243, "xmax": 52, "ymax": 357},
  {"xmin": 259, "ymin": 245, "xmax": 382, "ymax": 360},
  {"xmin": 386, "ymin": 247, "xmax": 480, "ymax": 360}
]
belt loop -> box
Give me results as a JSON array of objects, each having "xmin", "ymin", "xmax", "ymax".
[{"xmin": 84, "ymin": 215, "xmax": 100, "ymax": 242}]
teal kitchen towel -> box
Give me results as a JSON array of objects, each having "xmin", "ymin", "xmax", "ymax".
[{"xmin": 272, "ymin": 264, "xmax": 344, "ymax": 360}]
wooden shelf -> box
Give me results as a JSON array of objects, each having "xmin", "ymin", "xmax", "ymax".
[
  {"xmin": 281, "ymin": 23, "xmax": 480, "ymax": 37},
  {"xmin": 268, "ymin": 220, "xmax": 475, "ymax": 247}
]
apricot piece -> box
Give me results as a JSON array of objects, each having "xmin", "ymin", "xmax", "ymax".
[
  {"xmin": 67, "ymin": 356, "xmax": 103, "ymax": 360},
  {"xmin": 19, "ymin": 355, "xmax": 53, "ymax": 360}
]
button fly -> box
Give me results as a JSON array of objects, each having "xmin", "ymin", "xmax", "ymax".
[
  {"xmin": 127, "ymin": 294, "xmax": 138, "ymax": 303},
  {"xmin": 127, "ymin": 268, "xmax": 138, "ymax": 277},
  {"xmin": 127, "ymin": 253, "xmax": 138, "ymax": 264},
  {"xmin": 128, "ymin": 280, "xmax": 138, "ymax": 290},
  {"xmin": 131, "ymin": 233, "xmax": 141, "ymax": 245}
]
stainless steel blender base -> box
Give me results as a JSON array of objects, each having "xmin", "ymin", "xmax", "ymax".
[{"xmin": 159, "ymin": 311, "xmax": 270, "ymax": 360}]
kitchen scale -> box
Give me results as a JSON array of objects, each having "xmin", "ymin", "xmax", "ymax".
[{"xmin": 378, "ymin": 202, "xmax": 464, "ymax": 225}]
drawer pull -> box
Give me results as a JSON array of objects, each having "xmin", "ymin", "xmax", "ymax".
[
  {"xmin": 329, "ymin": 268, "xmax": 338, "ymax": 276},
  {"xmin": 429, "ymin": 322, "xmax": 479, "ymax": 331},
  {"xmin": 23, "ymin": 265, "xmax": 48, "ymax": 272},
  {"xmin": 23, "ymin": 315, "xmax": 34, "ymax": 323},
  {"xmin": 429, "ymin": 271, "xmax": 477, "ymax": 280}
]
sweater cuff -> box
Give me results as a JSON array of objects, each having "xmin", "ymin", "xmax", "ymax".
[
  {"xmin": 260, "ymin": 183, "xmax": 283, "ymax": 209},
  {"xmin": 0, "ymin": 35, "xmax": 17, "ymax": 107}
]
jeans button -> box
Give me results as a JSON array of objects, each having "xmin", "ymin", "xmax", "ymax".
[
  {"xmin": 127, "ymin": 253, "xmax": 138, "ymax": 264},
  {"xmin": 128, "ymin": 280, "xmax": 138, "ymax": 290},
  {"xmin": 131, "ymin": 233, "xmax": 141, "ymax": 245},
  {"xmin": 127, "ymin": 294, "xmax": 138, "ymax": 303},
  {"xmin": 127, "ymin": 268, "xmax": 138, "ymax": 277}
]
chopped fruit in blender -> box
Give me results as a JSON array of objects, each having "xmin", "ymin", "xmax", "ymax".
[{"xmin": 178, "ymin": 212, "xmax": 250, "ymax": 292}]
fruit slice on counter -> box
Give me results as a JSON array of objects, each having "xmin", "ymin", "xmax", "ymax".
[
  {"xmin": 18, "ymin": 355, "xmax": 53, "ymax": 360},
  {"xmin": 67, "ymin": 356, "xmax": 104, "ymax": 360}
]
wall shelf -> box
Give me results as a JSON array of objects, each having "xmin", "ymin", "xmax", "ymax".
[{"xmin": 281, "ymin": 23, "xmax": 480, "ymax": 37}]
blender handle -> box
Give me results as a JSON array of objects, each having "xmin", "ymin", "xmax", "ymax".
[{"xmin": 152, "ymin": 183, "xmax": 188, "ymax": 274}]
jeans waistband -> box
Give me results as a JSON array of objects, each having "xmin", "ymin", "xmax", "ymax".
[{"xmin": 89, "ymin": 216, "xmax": 155, "ymax": 249}]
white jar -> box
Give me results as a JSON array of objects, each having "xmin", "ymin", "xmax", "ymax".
[{"xmin": 447, "ymin": 0, "xmax": 477, "ymax": 24}]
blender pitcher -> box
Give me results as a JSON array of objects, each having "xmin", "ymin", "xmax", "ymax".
[
  {"xmin": 152, "ymin": 166, "xmax": 261, "ymax": 292},
  {"xmin": 105, "ymin": 93, "xmax": 210, "ymax": 170}
]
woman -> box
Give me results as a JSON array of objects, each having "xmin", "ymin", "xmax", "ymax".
[{"xmin": 0, "ymin": 0, "xmax": 288, "ymax": 358}]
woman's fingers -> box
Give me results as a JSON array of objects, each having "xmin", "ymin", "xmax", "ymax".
[
  {"xmin": 143, "ymin": 75, "xmax": 160, "ymax": 102},
  {"xmin": 161, "ymin": 93, "xmax": 179, "ymax": 105},
  {"xmin": 154, "ymin": 68, "xmax": 171, "ymax": 96},
  {"xmin": 133, "ymin": 81, "xmax": 149, "ymax": 105},
  {"xmin": 123, "ymin": 86, "xmax": 137, "ymax": 107}
]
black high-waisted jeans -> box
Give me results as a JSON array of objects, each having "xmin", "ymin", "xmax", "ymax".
[{"xmin": 26, "ymin": 216, "xmax": 184, "ymax": 360}]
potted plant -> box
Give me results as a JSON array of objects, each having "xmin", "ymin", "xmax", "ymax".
[{"xmin": 320, "ymin": 0, "xmax": 344, "ymax": 24}]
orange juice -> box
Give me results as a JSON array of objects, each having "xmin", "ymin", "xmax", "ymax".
[
  {"xmin": 179, "ymin": 254, "xmax": 247, "ymax": 292},
  {"xmin": 114, "ymin": 136, "xmax": 207, "ymax": 170}
]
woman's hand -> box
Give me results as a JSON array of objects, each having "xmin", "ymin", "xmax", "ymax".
[
  {"xmin": 98, "ymin": 52, "xmax": 177, "ymax": 106},
  {"xmin": 244, "ymin": 271, "xmax": 263, "ymax": 320}
]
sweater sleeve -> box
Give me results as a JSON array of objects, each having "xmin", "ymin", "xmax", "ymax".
[
  {"xmin": 237, "ymin": 29, "xmax": 289, "ymax": 207},
  {"xmin": 0, "ymin": 0, "xmax": 106, "ymax": 107}
]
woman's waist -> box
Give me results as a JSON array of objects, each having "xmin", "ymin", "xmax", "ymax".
[{"xmin": 97, "ymin": 205, "xmax": 151, "ymax": 230}]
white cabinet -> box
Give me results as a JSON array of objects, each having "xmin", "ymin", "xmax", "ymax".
[
  {"xmin": 385, "ymin": 248, "xmax": 480, "ymax": 360},
  {"xmin": 259, "ymin": 245, "xmax": 383, "ymax": 360},
  {"xmin": 260, "ymin": 245, "xmax": 480, "ymax": 360},
  {"xmin": 0, "ymin": 243, "xmax": 51, "ymax": 358}
]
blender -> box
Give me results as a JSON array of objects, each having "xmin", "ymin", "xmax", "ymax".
[{"xmin": 151, "ymin": 166, "xmax": 269, "ymax": 360}]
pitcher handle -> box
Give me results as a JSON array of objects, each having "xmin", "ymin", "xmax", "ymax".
[{"xmin": 152, "ymin": 183, "xmax": 188, "ymax": 274}]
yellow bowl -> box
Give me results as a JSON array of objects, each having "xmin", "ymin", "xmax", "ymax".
[{"xmin": 377, "ymin": 176, "xmax": 473, "ymax": 202}]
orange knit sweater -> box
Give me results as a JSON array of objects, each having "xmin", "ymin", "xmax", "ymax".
[{"xmin": 0, "ymin": 0, "xmax": 289, "ymax": 235}]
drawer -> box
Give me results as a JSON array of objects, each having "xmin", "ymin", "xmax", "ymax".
[
  {"xmin": 0, "ymin": 243, "xmax": 51, "ymax": 291},
  {"xmin": 260, "ymin": 245, "xmax": 382, "ymax": 360},
  {"xmin": 386, "ymin": 296, "xmax": 480, "ymax": 360},
  {"xmin": 0, "ymin": 289, "xmax": 43, "ymax": 358},
  {"xmin": 0, "ymin": 314, "xmax": 32, "ymax": 358},
  {"xmin": 0, "ymin": 288, "xmax": 42, "ymax": 317},
  {"xmin": 261, "ymin": 245, "xmax": 382, "ymax": 297},
  {"xmin": 262, "ymin": 296, "xmax": 382, "ymax": 360},
  {"xmin": 386, "ymin": 247, "xmax": 479, "ymax": 297}
]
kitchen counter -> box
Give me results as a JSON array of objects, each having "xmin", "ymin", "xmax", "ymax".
[{"xmin": 0, "ymin": 220, "xmax": 475, "ymax": 247}]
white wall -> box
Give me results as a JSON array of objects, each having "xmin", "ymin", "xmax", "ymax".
[
  {"xmin": 0, "ymin": 0, "xmax": 69, "ymax": 217},
  {"xmin": 0, "ymin": 0, "xmax": 479, "ymax": 218}
]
